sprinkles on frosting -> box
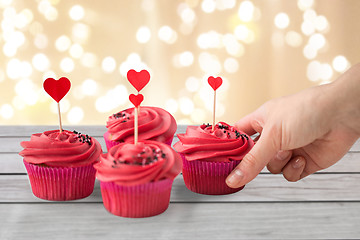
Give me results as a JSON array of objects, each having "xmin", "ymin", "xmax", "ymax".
[
  {"xmin": 73, "ymin": 130, "xmax": 92, "ymax": 145},
  {"xmin": 201, "ymin": 123, "xmax": 249, "ymax": 140},
  {"xmin": 111, "ymin": 147, "xmax": 166, "ymax": 168}
]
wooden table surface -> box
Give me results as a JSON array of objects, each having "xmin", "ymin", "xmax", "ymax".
[{"xmin": 1, "ymin": 125, "xmax": 360, "ymax": 240}]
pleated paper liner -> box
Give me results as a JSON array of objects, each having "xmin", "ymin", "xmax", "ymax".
[
  {"xmin": 181, "ymin": 154, "xmax": 244, "ymax": 195},
  {"xmin": 99, "ymin": 178, "xmax": 173, "ymax": 218},
  {"xmin": 23, "ymin": 160, "xmax": 96, "ymax": 201}
]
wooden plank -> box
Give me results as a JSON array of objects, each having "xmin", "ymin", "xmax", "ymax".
[
  {"xmin": 1, "ymin": 174, "xmax": 360, "ymax": 203},
  {"xmin": 0, "ymin": 125, "xmax": 188, "ymax": 137},
  {"xmin": 0, "ymin": 202, "xmax": 359, "ymax": 239},
  {"xmin": 3, "ymin": 152, "xmax": 360, "ymax": 174}
]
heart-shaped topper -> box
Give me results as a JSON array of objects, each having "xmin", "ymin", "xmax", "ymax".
[
  {"xmin": 129, "ymin": 93, "xmax": 144, "ymax": 108},
  {"xmin": 208, "ymin": 76, "xmax": 223, "ymax": 91},
  {"xmin": 43, "ymin": 77, "xmax": 71, "ymax": 102},
  {"xmin": 127, "ymin": 69, "xmax": 150, "ymax": 92}
]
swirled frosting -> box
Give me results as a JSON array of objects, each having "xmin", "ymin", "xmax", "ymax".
[
  {"xmin": 20, "ymin": 130, "xmax": 102, "ymax": 167},
  {"xmin": 94, "ymin": 141, "xmax": 182, "ymax": 186},
  {"xmin": 174, "ymin": 122, "xmax": 254, "ymax": 162},
  {"xmin": 106, "ymin": 106, "xmax": 176, "ymax": 143}
]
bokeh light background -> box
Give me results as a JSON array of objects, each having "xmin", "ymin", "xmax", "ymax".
[{"xmin": 0, "ymin": 0, "xmax": 358, "ymax": 125}]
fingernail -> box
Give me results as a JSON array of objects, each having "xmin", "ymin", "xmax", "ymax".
[
  {"xmin": 276, "ymin": 150, "xmax": 290, "ymax": 161},
  {"xmin": 226, "ymin": 169, "xmax": 243, "ymax": 188},
  {"xmin": 292, "ymin": 158, "xmax": 304, "ymax": 169}
]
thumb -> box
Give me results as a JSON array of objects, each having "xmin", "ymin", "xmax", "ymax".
[{"xmin": 226, "ymin": 128, "xmax": 279, "ymax": 188}]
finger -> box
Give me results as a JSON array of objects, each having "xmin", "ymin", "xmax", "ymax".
[
  {"xmin": 282, "ymin": 156, "xmax": 306, "ymax": 182},
  {"xmin": 226, "ymin": 128, "xmax": 279, "ymax": 188},
  {"xmin": 234, "ymin": 111, "xmax": 263, "ymax": 136},
  {"xmin": 266, "ymin": 150, "xmax": 292, "ymax": 174}
]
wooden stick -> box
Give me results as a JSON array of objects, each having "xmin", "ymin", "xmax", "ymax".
[
  {"xmin": 212, "ymin": 90, "xmax": 216, "ymax": 132},
  {"xmin": 57, "ymin": 102, "xmax": 63, "ymax": 133},
  {"xmin": 134, "ymin": 106, "xmax": 138, "ymax": 145}
]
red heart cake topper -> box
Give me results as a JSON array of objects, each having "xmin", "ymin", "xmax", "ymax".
[
  {"xmin": 127, "ymin": 69, "xmax": 150, "ymax": 92},
  {"xmin": 129, "ymin": 93, "xmax": 144, "ymax": 108},
  {"xmin": 43, "ymin": 77, "xmax": 71, "ymax": 102},
  {"xmin": 208, "ymin": 76, "xmax": 223, "ymax": 91}
]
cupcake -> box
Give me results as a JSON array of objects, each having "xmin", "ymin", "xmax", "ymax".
[
  {"xmin": 173, "ymin": 122, "xmax": 254, "ymax": 195},
  {"xmin": 104, "ymin": 106, "xmax": 177, "ymax": 150},
  {"xmin": 19, "ymin": 130, "xmax": 102, "ymax": 201},
  {"xmin": 94, "ymin": 140, "xmax": 182, "ymax": 218}
]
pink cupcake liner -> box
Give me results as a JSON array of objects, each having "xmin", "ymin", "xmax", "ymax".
[
  {"xmin": 180, "ymin": 154, "xmax": 244, "ymax": 195},
  {"xmin": 23, "ymin": 160, "xmax": 96, "ymax": 201},
  {"xmin": 99, "ymin": 179, "xmax": 173, "ymax": 218},
  {"xmin": 104, "ymin": 131, "xmax": 174, "ymax": 151}
]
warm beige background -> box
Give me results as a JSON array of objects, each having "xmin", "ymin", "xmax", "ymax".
[{"xmin": 0, "ymin": 0, "xmax": 359, "ymax": 126}]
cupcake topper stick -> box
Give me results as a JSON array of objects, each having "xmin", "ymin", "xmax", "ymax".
[
  {"xmin": 43, "ymin": 77, "xmax": 71, "ymax": 133},
  {"xmin": 208, "ymin": 76, "xmax": 223, "ymax": 132},
  {"xmin": 129, "ymin": 93, "xmax": 144, "ymax": 145}
]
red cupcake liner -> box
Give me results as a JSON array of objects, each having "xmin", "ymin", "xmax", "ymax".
[
  {"xmin": 104, "ymin": 131, "xmax": 174, "ymax": 151},
  {"xmin": 23, "ymin": 160, "xmax": 96, "ymax": 201},
  {"xmin": 180, "ymin": 154, "xmax": 244, "ymax": 195},
  {"xmin": 99, "ymin": 179, "xmax": 173, "ymax": 218}
]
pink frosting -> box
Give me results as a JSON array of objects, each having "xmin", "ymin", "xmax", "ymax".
[
  {"xmin": 106, "ymin": 106, "xmax": 176, "ymax": 143},
  {"xmin": 174, "ymin": 122, "xmax": 254, "ymax": 162},
  {"xmin": 94, "ymin": 141, "xmax": 182, "ymax": 186},
  {"xmin": 20, "ymin": 130, "xmax": 102, "ymax": 167}
]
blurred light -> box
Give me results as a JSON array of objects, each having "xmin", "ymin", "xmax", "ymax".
[
  {"xmin": 197, "ymin": 31, "xmax": 222, "ymax": 49},
  {"xmin": 165, "ymin": 98, "xmax": 178, "ymax": 114},
  {"xmin": 222, "ymin": 34, "xmax": 244, "ymax": 57},
  {"xmin": 158, "ymin": 26, "xmax": 177, "ymax": 44},
  {"xmin": 69, "ymin": 5, "xmax": 85, "ymax": 21},
  {"xmin": 0, "ymin": 104, "xmax": 14, "ymax": 119},
  {"xmin": 190, "ymin": 108, "xmax": 206, "ymax": 123},
  {"xmin": 181, "ymin": 7, "xmax": 196, "ymax": 23},
  {"xmin": 141, "ymin": 0, "xmax": 155, "ymax": 12},
  {"xmin": 55, "ymin": 35, "xmax": 72, "ymax": 52},
  {"xmin": 20, "ymin": 61, "xmax": 33, "ymax": 78},
  {"xmin": 29, "ymin": 21, "xmax": 43, "ymax": 35},
  {"xmin": 180, "ymin": 22, "xmax": 194, "ymax": 35},
  {"xmin": 60, "ymin": 57, "xmax": 75, "ymax": 73},
  {"xmin": 119, "ymin": 53, "xmax": 148, "ymax": 76},
  {"xmin": 185, "ymin": 77, "xmax": 200, "ymax": 92},
  {"xmin": 0, "ymin": 0, "xmax": 13, "ymax": 7},
  {"xmin": 320, "ymin": 63, "xmax": 333, "ymax": 81},
  {"xmin": 297, "ymin": 0, "xmax": 314, "ymax": 11},
  {"xmin": 303, "ymin": 9, "xmax": 317, "ymax": 22},
  {"xmin": 216, "ymin": 102, "xmax": 226, "ymax": 117},
  {"xmin": 81, "ymin": 52, "xmax": 97, "ymax": 68},
  {"xmin": 15, "ymin": 79, "xmax": 39, "ymax": 105},
  {"xmin": 5, "ymin": 31, "xmax": 25, "ymax": 48},
  {"xmin": 307, "ymin": 60, "xmax": 321, "ymax": 81},
  {"xmin": 3, "ymin": 43, "xmax": 17, "ymax": 57},
  {"xmin": 216, "ymin": 0, "xmax": 236, "ymax": 10},
  {"xmin": 95, "ymin": 85, "xmax": 128, "ymax": 113},
  {"xmin": 202, "ymin": 0, "xmax": 216, "ymax": 13},
  {"xmin": 179, "ymin": 51, "xmax": 194, "ymax": 67},
  {"xmin": 7, "ymin": 58, "xmax": 22, "ymax": 79},
  {"xmin": 42, "ymin": 70, "xmax": 56, "ymax": 80},
  {"xmin": 332, "ymin": 55, "xmax": 349, "ymax": 72},
  {"xmin": 301, "ymin": 20, "xmax": 315, "ymax": 36},
  {"xmin": 102, "ymin": 56, "xmax": 117, "ymax": 73},
  {"xmin": 285, "ymin": 31, "xmax": 303, "ymax": 47},
  {"xmin": 32, "ymin": 53, "xmax": 50, "ymax": 72},
  {"xmin": 67, "ymin": 106, "xmax": 84, "ymax": 124},
  {"xmin": 308, "ymin": 33, "xmax": 325, "ymax": 50},
  {"xmin": 50, "ymin": 99, "xmax": 70, "ymax": 114},
  {"xmin": 12, "ymin": 96, "xmax": 26, "ymax": 110},
  {"xmin": 274, "ymin": 12, "xmax": 290, "ymax": 29},
  {"xmin": 16, "ymin": 9, "xmax": 33, "ymax": 28},
  {"xmin": 179, "ymin": 97, "xmax": 194, "ymax": 115},
  {"xmin": 34, "ymin": 33, "xmax": 48, "ymax": 49},
  {"xmin": 81, "ymin": 79, "xmax": 98, "ymax": 96},
  {"xmin": 315, "ymin": 15, "xmax": 329, "ymax": 32},
  {"xmin": 72, "ymin": 23, "xmax": 90, "ymax": 42},
  {"xmin": 136, "ymin": 26, "xmax": 151, "ymax": 43},
  {"xmin": 44, "ymin": 6, "xmax": 58, "ymax": 21},
  {"xmin": 234, "ymin": 25, "xmax": 249, "ymax": 41},
  {"xmin": 303, "ymin": 44, "xmax": 317, "ymax": 59},
  {"xmin": 224, "ymin": 58, "xmax": 239, "ymax": 73},
  {"xmin": 38, "ymin": 0, "xmax": 51, "ymax": 14},
  {"xmin": 238, "ymin": 1, "xmax": 254, "ymax": 22},
  {"xmin": 199, "ymin": 52, "xmax": 221, "ymax": 75},
  {"xmin": 69, "ymin": 43, "xmax": 84, "ymax": 58},
  {"xmin": 271, "ymin": 32, "xmax": 284, "ymax": 48},
  {"xmin": 0, "ymin": 69, "xmax": 4, "ymax": 82}
]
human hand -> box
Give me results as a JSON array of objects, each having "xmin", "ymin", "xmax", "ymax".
[{"xmin": 226, "ymin": 64, "xmax": 360, "ymax": 188}]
